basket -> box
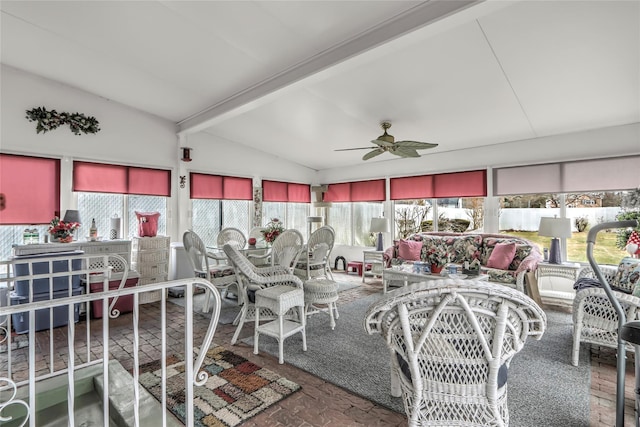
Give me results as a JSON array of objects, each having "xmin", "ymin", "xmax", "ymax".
[
  {"xmin": 132, "ymin": 236, "xmax": 170, "ymax": 251},
  {"xmin": 133, "ymin": 249, "xmax": 169, "ymax": 264},
  {"xmin": 132, "ymin": 261, "xmax": 168, "ymax": 277}
]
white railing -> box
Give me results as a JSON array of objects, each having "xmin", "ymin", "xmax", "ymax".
[{"xmin": 0, "ymin": 253, "xmax": 221, "ymax": 427}]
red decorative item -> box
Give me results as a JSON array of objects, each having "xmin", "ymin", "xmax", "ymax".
[
  {"xmin": 135, "ymin": 211, "xmax": 160, "ymax": 237},
  {"xmin": 430, "ymin": 264, "xmax": 443, "ymax": 274},
  {"xmin": 626, "ymin": 231, "xmax": 640, "ymax": 257}
]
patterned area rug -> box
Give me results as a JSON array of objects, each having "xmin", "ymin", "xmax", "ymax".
[{"xmin": 138, "ymin": 345, "xmax": 301, "ymax": 427}]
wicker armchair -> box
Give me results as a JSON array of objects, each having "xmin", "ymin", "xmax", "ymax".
[
  {"xmin": 364, "ymin": 279, "xmax": 546, "ymax": 427},
  {"xmin": 294, "ymin": 225, "xmax": 335, "ymax": 280},
  {"xmin": 247, "ymin": 229, "xmax": 305, "ymax": 273},
  {"xmin": 223, "ymin": 244, "xmax": 304, "ymax": 345},
  {"xmin": 183, "ymin": 230, "xmax": 239, "ymax": 313},
  {"xmin": 572, "ymin": 259, "xmax": 640, "ymax": 366}
]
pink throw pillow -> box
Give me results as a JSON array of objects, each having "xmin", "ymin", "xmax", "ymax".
[
  {"xmin": 398, "ymin": 239, "xmax": 422, "ymax": 261},
  {"xmin": 487, "ymin": 242, "xmax": 517, "ymax": 270},
  {"xmin": 135, "ymin": 211, "xmax": 160, "ymax": 237}
]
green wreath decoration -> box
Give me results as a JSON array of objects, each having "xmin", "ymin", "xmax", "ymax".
[{"xmin": 25, "ymin": 107, "xmax": 100, "ymax": 135}]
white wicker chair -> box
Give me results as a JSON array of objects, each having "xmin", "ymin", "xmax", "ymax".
[
  {"xmin": 572, "ymin": 259, "xmax": 640, "ymax": 366},
  {"xmin": 217, "ymin": 227, "xmax": 247, "ymax": 249},
  {"xmin": 248, "ymin": 229, "xmax": 305, "ymax": 273},
  {"xmin": 223, "ymin": 244, "xmax": 304, "ymax": 345},
  {"xmin": 364, "ymin": 279, "xmax": 546, "ymax": 427},
  {"xmin": 294, "ymin": 225, "xmax": 335, "ymax": 280},
  {"xmin": 183, "ymin": 230, "xmax": 239, "ymax": 313},
  {"xmin": 248, "ymin": 226, "xmax": 266, "ymax": 246}
]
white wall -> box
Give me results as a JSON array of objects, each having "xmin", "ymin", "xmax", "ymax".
[{"xmin": 1, "ymin": 66, "xmax": 317, "ymax": 241}]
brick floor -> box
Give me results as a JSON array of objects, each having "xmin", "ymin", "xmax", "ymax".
[{"xmin": 2, "ymin": 271, "xmax": 637, "ymax": 426}]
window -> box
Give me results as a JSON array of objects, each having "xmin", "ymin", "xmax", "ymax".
[
  {"xmin": 190, "ymin": 173, "xmax": 253, "ymax": 247},
  {"xmin": 73, "ymin": 161, "xmax": 170, "ymax": 241},
  {"xmin": 324, "ymin": 180, "xmax": 385, "ymax": 246},
  {"xmin": 0, "ymin": 154, "xmax": 60, "ymax": 259},
  {"xmin": 391, "ymin": 170, "xmax": 487, "ymax": 236},
  {"xmin": 261, "ymin": 180, "xmax": 310, "ymax": 237},
  {"xmin": 494, "ymin": 157, "xmax": 640, "ymax": 265},
  {"xmin": 77, "ymin": 193, "xmax": 167, "ymax": 239}
]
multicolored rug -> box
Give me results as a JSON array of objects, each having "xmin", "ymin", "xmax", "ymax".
[{"xmin": 138, "ymin": 346, "xmax": 301, "ymax": 426}]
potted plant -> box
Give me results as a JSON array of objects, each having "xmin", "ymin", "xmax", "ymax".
[{"xmin": 48, "ymin": 216, "xmax": 80, "ymax": 243}]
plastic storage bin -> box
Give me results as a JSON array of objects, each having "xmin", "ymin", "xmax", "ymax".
[
  {"xmin": 13, "ymin": 250, "xmax": 84, "ymax": 296},
  {"xmin": 85, "ymin": 271, "xmax": 140, "ymax": 319},
  {"xmin": 10, "ymin": 287, "xmax": 82, "ymax": 334}
]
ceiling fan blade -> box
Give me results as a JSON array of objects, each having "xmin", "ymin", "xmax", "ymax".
[
  {"xmin": 371, "ymin": 139, "xmax": 395, "ymax": 148},
  {"xmin": 334, "ymin": 147, "xmax": 376, "ymax": 151},
  {"xmin": 391, "ymin": 147, "xmax": 420, "ymax": 158},
  {"xmin": 362, "ymin": 148, "xmax": 385, "ymax": 160},
  {"xmin": 395, "ymin": 140, "xmax": 438, "ymax": 150}
]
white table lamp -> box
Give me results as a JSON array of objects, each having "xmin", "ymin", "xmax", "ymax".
[
  {"xmin": 538, "ymin": 217, "xmax": 572, "ymax": 264},
  {"xmin": 370, "ymin": 218, "xmax": 390, "ymax": 251}
]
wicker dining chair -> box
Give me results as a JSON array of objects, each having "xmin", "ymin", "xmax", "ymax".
[
  {"xmin": 364, "ymin": 279, "xmax": 546, "ymax": 427},
  {"xmin": 217, "ymin": 227, "xmax": 247, "ymax": 250},
  {"xmin": 248, "ymin": 229, "xmax": 305, "ymax": 273},
  {"xmin": 294, "ymin": 225, "xmax": 335, "ymax": 280},
  {"xmin": 223, "ymin": 244, "xmax": 304, "ymax": 345},
  {"xmin": 183, "ymin": 230, "xmax": 239, "ymax": 313}
]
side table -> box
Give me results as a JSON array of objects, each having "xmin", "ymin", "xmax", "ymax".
[
  {"xmin": 362, "ymin": 250, "xmax": 384, "ymax": 283},
  {"xmin": 535, "ymin": 262, "xmax": 581, "ymax": 305}
]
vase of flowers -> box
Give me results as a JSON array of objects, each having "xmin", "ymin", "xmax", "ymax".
[
  {"xmin": 425, "ymin": 244, "xmax": 450, "ymax": 274},
  {"xmin": 48, "ymin": 216, "xmax": 80, "ymax": 243},
  {"xmin": 262, "ymin": 218, "xmax": 285, "ymax": 245}
]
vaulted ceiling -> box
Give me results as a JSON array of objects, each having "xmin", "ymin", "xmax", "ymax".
[{"xmin": 2, "ymin": 1, "xmax": 638, "ymax": 170}]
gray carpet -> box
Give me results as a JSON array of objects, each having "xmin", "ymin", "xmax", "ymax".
[
  {"xmin": 243, "ymin": 292, "xmax": 591, "ymax": 426},
  {"xmin": 169, "ymin": 280, "xmax": 361, "ymax": 325}
]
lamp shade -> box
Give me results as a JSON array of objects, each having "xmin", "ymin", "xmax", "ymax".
[
  {"xmin": 538, "ymin": 217, "xmax": 572, "ymax": 238},
  {"xmin": 63, "ymin": 209, "xmax": 81, "ymax": 224},
  {"xmin": 370, "ymin": 218, "xmax": 390, "ymax": 233}
]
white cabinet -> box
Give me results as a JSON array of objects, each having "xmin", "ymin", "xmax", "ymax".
[
  {"xmin": 131, "ymin": 236, "xmax": 170, "ymax": 304},
  {"xmin": 13, "ymin": 240, "xmax": 132, "ymax": 273}
]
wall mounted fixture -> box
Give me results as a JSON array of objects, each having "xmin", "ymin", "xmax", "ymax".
[{"xmin": 181, "ymin": 147, "xmax": 192, "ymax": 162}]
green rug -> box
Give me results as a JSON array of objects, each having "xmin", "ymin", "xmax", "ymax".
[{"xmin": 138, "ymin": 346, "xmax": 301, "ymax": 426}]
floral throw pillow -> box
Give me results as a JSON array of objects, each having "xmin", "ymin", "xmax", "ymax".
[{"xmin": 614, "ymin": 257, "xmax": 640, "ymax": 293}]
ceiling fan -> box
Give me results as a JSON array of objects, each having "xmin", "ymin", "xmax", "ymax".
[{"xmin": 335, "ymin": 121, "xmax": 438, "ymax": 160}]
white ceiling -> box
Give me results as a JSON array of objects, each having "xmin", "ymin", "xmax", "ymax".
[{"xmin": 2, "ymin": 1, "xmax": 639, "ymax": 171}]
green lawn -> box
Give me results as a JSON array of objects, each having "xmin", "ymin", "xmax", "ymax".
[{"xmin": 503, "ymin": 230, "xmax": 626, "ymax": 266}]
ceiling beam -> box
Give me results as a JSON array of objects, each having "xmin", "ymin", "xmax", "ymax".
[{"xmin": 177, "ymin": 0, "xmax": 483, "ymax": 135}]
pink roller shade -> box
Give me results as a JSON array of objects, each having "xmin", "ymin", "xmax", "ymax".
[
  {"xmin": 190, "ymin": 173, "xmax": 223, "ymax": 199},
  {"xmin": 0, "ymin": 154, "xmax": 60, "ymax": 225},
  {"xmin": 434, "ymin": 170, "xmax": 486, "ymax": 198},
  {"xmin": 128, "ymin": 167, "xmax": 171, "ymax": 197},
  {"xmin": 351, "ymin": 179, "xmax": 385, "ymax": 202},
  {"xmin": 73, "ymin": 161, "xmax": 127, "ymax": 194},
  {"xmin": 263, "ymin": 180, "xmax": 288, "ymax": 202},
  {"xmin": 287, "ymin": 183, "xmax": 311, "ymax": 203},
  {"xmin": 390, "ymin": 175, "xmax": 434, "ymax": 200},
  {"xmin": 324, "ymin": 182, "xmax": 351, "ymax": 202},
  {"xmin": 223, "ymin": 176, "xmax": 252, "ymax": 200}
]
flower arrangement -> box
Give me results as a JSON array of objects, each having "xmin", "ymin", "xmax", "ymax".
[
  {"xmin": 48, "ymin": 216, "xmax": 80, "ymax": 243},
  {"xmin": 425, "ymin": 243, "xmax": 451, "ymax": 267},
  {"xmin": 262, "ymin": 218, "xmax": 285, "ymax": 244}
]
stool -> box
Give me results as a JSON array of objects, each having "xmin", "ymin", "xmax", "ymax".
[
  {"xmin": 347, "ymin": 261, "xmax": 363, "ymax": 276},
  {"xmin": 254, "ymin": 285, "xmax": 306, "ymax": 364},
  {"xmin": 304, "ymin": 278, "xmax": 339, "ymax": 330}
]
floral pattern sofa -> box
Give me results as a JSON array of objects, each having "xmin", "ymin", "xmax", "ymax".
[{"xmin": 384, "ymin": 232, "xmax": 543, "ymax": 293}]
